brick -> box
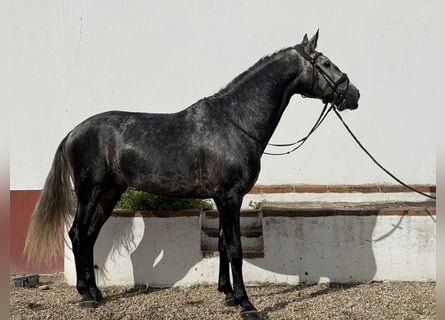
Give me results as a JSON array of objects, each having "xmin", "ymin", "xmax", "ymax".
[
  {"xmin": 414, "ymin": 185, "xmax": 436, "ymax": 193},
  {"xmin": 248, "ymin": 185, "xmax": 262, "ymax": 194},
  {"xmin": 262, "ymin": 185, "xmax": 294, "ymax": 193},
  {"xmin": 294, "ymin": 185, "xmax": 328, "ymax": 193},
  {"xmin": 379, "ymin": 185, "xmax": 406, "ymax": 193},
  {"xmin": 248, "ymin": 184, "xmax": 436, "ymax": 194},
  {"xmin": 327, "ymin": 185, "xmax": 351, "ymax": 193},
  {"xmin": 349, "ymin": 185, "xmax": 381, "ymax": 193}
]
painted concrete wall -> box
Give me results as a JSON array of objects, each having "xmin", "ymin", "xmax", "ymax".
[
  {"xmin": 64, "ymin": 211, "xmax": 436, "ymax": 286},
  {"xmin": 10, "ymin": 190, "xmax": 64, "ymax": 274},
  {"xmin": 9, "ymin": 1, "xmax": 440, "ymax": 190}
]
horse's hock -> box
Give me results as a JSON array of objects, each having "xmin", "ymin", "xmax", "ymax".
[{"xmin": 64, "ymin": 197, "xmax": 436, "ymax": 287}]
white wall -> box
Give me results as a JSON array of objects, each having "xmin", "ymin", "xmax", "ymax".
[
  {"xmin": 9, "ymin": 0, "xmax": 440, "ymax": 189},
  {"xmin": 64, "ymin": 213, "xmax": 436, "ymax": 286}
]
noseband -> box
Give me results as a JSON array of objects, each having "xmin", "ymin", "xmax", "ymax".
[{"xmin": 295, "ymin": 45, "xmax": 350, "ymax": 107}]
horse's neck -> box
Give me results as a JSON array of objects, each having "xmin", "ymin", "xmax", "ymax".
[{"xmin": 215, "ymin": 50, "xmax": 303, "ymax": 145}]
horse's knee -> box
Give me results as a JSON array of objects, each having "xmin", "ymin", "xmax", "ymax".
[{"xmin": 226, "ymin": 244, "xmax": 243, "ymax": 266}]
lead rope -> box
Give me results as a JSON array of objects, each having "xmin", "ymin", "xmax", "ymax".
[
  {"xmin": 266, "ymin": 103, "xmax": 436, "ymax": 200},
  {"xmin": 331, "ymin": 108, "xmax": 436, "ymax": 200}
]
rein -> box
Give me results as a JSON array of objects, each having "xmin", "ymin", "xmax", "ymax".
[
  {"xmin": 332, "ymin": 108, "xmax": 436, "ymax": 200},
  {"xmin": 264, "ymin": 102, "xmax": 333, "ymax": 155}
]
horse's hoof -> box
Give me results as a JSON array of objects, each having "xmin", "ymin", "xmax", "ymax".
[
  {"xmin": 79, "ymin": 300, "xmax": 99, "ymax": 308},
  {"xmin": 224, "ymin": 297, "xmax": 236, "ymax": 307},
  {"xmin": 92, "ymin": 292, "xmax": 104, "ymax": 302},
  {"xmin": 240, "ymin": 310, "xmax": 261, "ymax": 320}
]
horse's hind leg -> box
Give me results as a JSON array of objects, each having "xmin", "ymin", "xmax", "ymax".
[
  {"xmin": 69, "ymin": 185, "xmax": 102, "ymax": 305},
  {"xmin": 69, "ymin": 182, "xmax": 126, "ymax": 306},
  {"xmin": 83, "ymin": 185, "xmax": 126, "ymax": 302}
]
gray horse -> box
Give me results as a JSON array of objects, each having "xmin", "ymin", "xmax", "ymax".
[{"xmin": 25, "ymin": 31, "xmax": 359, "ymax": 319}]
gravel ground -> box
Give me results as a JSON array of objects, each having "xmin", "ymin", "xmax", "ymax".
[{"xmin": 10, "ymin": 273, "xmax": 435, "ymax": 320}]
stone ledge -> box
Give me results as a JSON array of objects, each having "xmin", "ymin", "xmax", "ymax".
[
  {"xmin": 112, "ymin": 201, "xmax": 436, "ymax": 218},
  {"xmin": 204, "ymin": 209, "xmax": 260, "ymax": 218},
  {"xmin": 262, "ymin": 201, "xmax": 436, "ymax": 217},
  {"xmin": 112, "ymin": 209, "xmax": 201, "ymax": 218},
  {"xmin": 201, "ymin": 250, "xmax": 265, "ymax": 259}
]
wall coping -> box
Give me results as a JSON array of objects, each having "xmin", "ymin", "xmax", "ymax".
[
  {"xmin": 261, "ymin": 201, "xmax": 436, "ymax": 217},
  {"xmin": 112, "ymin": 201, "xmax": 436, "ymax": 218},
  {"xmin": 112, "ymin": 209, "xmax": 202, "ymax": 218}
]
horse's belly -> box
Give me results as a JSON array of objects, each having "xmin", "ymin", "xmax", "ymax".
[
  {"xmin": 115, "ymin": 141, "xmax": 258, "ymax": 199},
  {"xmin": 127, "ymin": 171, "xmax": 214, "ymax": 198},
  {"xmin": 115, "ymin": 148, "xmax": 215, "ymax": 198}
]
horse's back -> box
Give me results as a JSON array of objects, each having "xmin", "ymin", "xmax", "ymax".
[
  {"xmin": 65, "ymin": 108, "xmax": 193, "ymax": 169},
  {"xmin": 64, "ymin": 104, "xmax": 259, "ymax": 197}
]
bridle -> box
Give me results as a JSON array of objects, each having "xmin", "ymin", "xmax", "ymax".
[
  {"xmin": 264, "ymin": 46, "xmax": 350, "ymax": 155},
  {"xmin": 295, "ymin": 44, "xmax": 350, "ymax": 108}
]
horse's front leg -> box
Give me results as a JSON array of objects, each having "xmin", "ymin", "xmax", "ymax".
[
  {"xmin": 218, "ymin": 221, "xmax": 236, "ymax": 306},
  {"xmin": 215, "ymin": 194, "xmax": 259, "ymax": 319}
]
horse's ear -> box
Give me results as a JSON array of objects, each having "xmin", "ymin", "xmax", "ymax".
[
  {"xmin": 307, "ymin": 29, "xmax": 319, "ymax": 52},
  {"xmin": 302, "ymin": 33, "xmax": 309, "ymax": 46}
]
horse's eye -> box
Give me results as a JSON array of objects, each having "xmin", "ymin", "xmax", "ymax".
[{"xmin": 323, "ymin": 60, "xmax": 331, "ymax": 68}]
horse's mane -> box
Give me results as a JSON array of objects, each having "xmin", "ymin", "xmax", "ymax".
[{"xmin": 213, "ymin": 47, "xmax": 295, "ymax": 98}]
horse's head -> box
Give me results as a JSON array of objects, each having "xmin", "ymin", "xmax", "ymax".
[{"xmin": 297, "ymin": 31, "xmax": 360, "ymax": 111}]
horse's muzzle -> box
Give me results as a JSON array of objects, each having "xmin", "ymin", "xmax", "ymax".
[{"xmin": 337, "ymin": 85, "xmax": 360, "ymax": 111}]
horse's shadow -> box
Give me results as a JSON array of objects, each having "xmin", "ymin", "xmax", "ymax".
[
  {"xmin": 247, "ymin": 214, "xmax": 378, "ymax": 286},
  {"xmin": 98, "ymin": 278, "xmax": 360, "ymax": 319},
  {"xmin": 130, "ymin": 214, "xmax": 203, "ymax": 287},
  {"xmin": 93, "ymin": 212, "xmax": 380, "ymax": 285},
  {"xmin": 92, "ymin": 211, "xmax": 379, "ymax": 315},
  {"xmin": 252, "ymin": 283, "xmax": 361, "ymax": 314},
  {"xmin": 101, "ymin": 285, "xmax": 165, "ymax": 303},
  {"xmin": 93, "ymin": 213, "xmax": 202, "ymax": 288}
]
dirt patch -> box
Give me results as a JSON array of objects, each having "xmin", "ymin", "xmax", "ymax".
[{"xmin": 10, "ymin": 273, "xmax": 435, "ymax": 319}]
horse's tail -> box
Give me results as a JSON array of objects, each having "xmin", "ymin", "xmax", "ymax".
[{"xmin": 24, "ymin": 135, "xmax": 75, "ymax": 265}]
